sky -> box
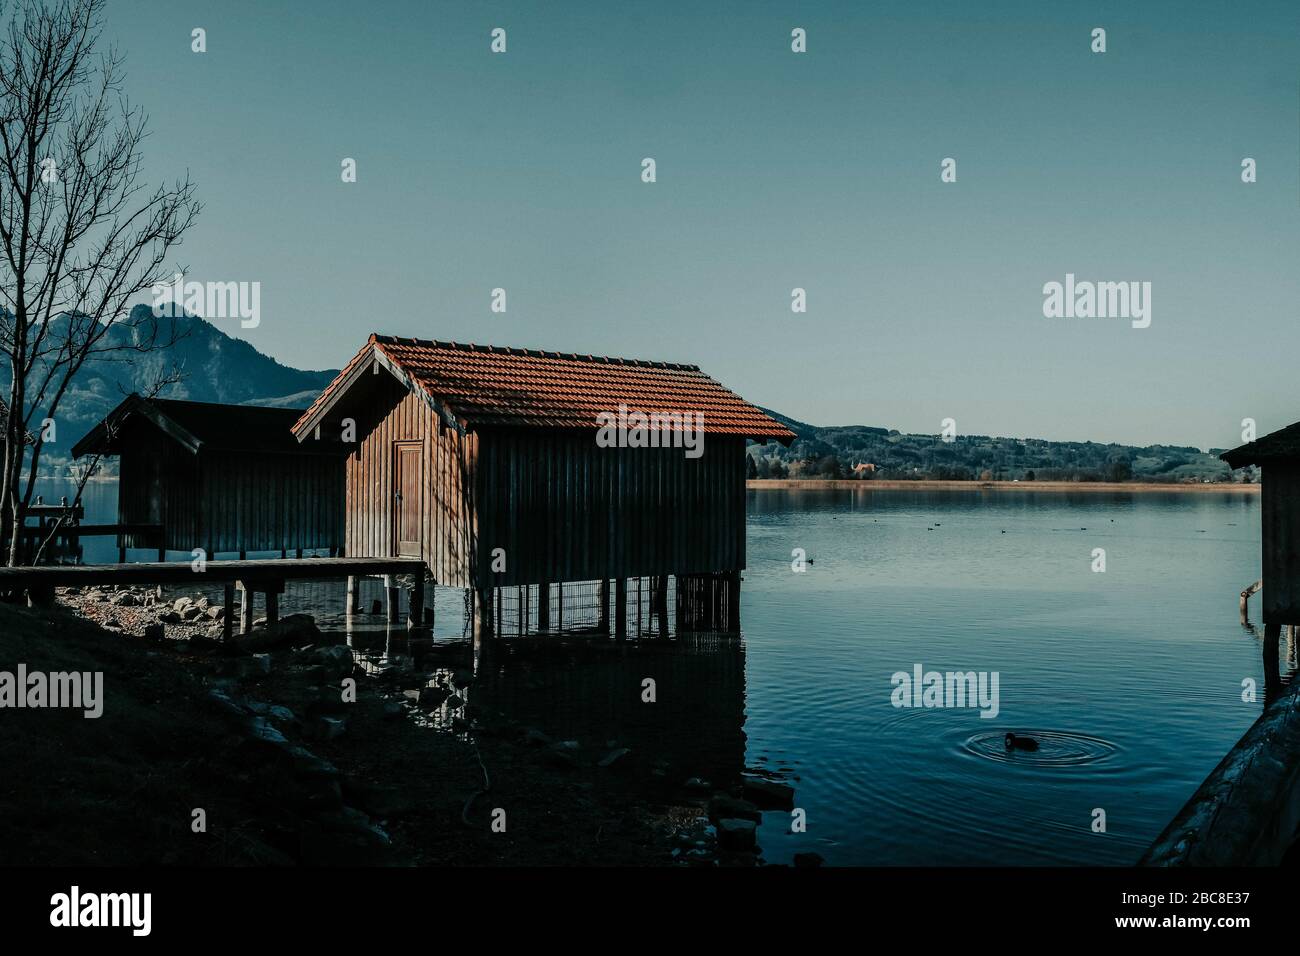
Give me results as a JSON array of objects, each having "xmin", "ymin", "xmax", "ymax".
[{"xmin": 101, "ymin": 0, "xmax": 1300, "ymax": 449}]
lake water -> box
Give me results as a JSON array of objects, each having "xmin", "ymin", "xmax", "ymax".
[
  {"xmin": 39, "ymin": 478, "xmax": 1276, "ymax": 865},
  {"xmin": 742, "ymin": 486, "xmax": 1271, "ymax": 866}
]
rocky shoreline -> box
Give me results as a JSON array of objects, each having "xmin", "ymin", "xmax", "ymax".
[{"xmin": 29, "ymin": 585, "xmax": 816, "ymax": 867}]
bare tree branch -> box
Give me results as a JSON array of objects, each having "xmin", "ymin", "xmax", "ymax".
[{"xmin": 0, "ymin": 0, "xmax": 201, "ymax": 564}]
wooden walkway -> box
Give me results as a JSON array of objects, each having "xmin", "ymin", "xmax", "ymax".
[{"xmin": 0, "ymin": 557, "xmax": 428, "ymax": 638}]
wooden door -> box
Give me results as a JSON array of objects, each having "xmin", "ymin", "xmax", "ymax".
[{"xmin": 392, "ymin": 442, "xmax": 423, "ymax": 557}]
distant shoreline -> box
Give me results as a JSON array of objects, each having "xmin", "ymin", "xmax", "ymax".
[{"xmin": 746, "ymin": 479, "xmax": 1259, "ymax": 494}]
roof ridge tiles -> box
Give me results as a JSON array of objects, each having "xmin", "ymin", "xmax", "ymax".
[
  {"xmin": 295, "ymin": 334, "xmax": 795, "ymax": 443},
  {"xmin": 371, "ymin": 332, "xmax": 701, "ymax": 371}
]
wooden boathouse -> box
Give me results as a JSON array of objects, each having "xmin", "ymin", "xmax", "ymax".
[
  {"xmin": 72, "ymin": 394, "xmax": 346, "ymax": 559},
  {"xmin": 1224, "ymin": 424, "xmax": 1300, "ymax": 690},
  {"xmin": 290, "ymin": 334, "xmax": 795, "ymax": 637}
]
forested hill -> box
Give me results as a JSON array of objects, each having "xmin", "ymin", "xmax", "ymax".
[{"xmin": 749, "ymin": 408, "xmax": 1242, "ymax": 483}]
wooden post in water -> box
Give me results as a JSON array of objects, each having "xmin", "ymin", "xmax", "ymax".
[
  {"xmin": 408, "ymin": 575, "xmax": 424, "ymax": 629},
  {"xmin": 674, "ymin": 574, "xmax": 686, "ymax": 632},
  {"xmin": 615, "ymin": 578, "xmax": 628, "ymax": 640},
  {"xmin": 556, "ymin": 583, "xmax": 564, "ymax": 632},
  {"xmin": 726, "ymin": 571, "xmax": 741, "ymax": 633},
  {"xmin": 384, "ymin": 575, "xmax": 400, "ymax": 625},
  {"xmin": 473, "ymin": 584, "xmax": 494, "ymax": 640},
  {"xmin": 346, "ymin": 575, "xmax": 360, "ymax": 615},
  {"xmin": 1264, "ymin": 621, "xmax": 1282, "ymax": 705},
  {"xmin": 538, "ymin": 580, "xmax": 550, "ymax": 632},
  {"xmin": 222, "ymin": 584, "xmax": 234, "ymax": 641},
  {"xmin": 238, "ymin": 584, "xmax": 254, "ymax": 634},
  {"xmin": 265, "ymin": 590, "xmax": 279, "ymax": 626},
  {"xmin": 597, "ymin": 579, "xmax": 610, "ymax": 635},
  {"xmin": 653, "ymin": 576, "xmax": 669, "ymax": 638}
]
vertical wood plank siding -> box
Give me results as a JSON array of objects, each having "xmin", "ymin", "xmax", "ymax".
[
  {"xmin": 340, "ymin": 384, "xmax": 749, "ymax": 590},
  {"xmin": 1262, "ymin": 466, "xmax": 1300, "ymax": 624},
  {"xmin": 117, "ymin": 439, "xmax": 344, "ymax": 554},
  {"xmin": 344, "ymin": 385, "xmax": 478, "ymax": 587},
  {"xmin": 118, "ymin": 428, "xmax": 200, "ymax": 549},
  {"xmin": 473, "ymin": 430, "xmax": 746, "ymax": 587}
]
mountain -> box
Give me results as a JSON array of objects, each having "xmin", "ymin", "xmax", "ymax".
[
  {"xmin": 18, "ymin": 308, "xmax": 1242, "ymax": 485},
  {"xmin": 28, "ymin": 305, "xmax": 339, "ymax": 473}
]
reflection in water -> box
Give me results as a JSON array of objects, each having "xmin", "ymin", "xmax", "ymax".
[
  {"xmin": 474, "ymin": 635, "xmax": 747, "ymax": 793},
  {"xmin": 1245, "ymin": 622, "xmax": 1298, "ymax": 708},
  {"xmin": 37, "ymin": 476, "xmax": 1280, "ymax": 865},
  {"xmin": 344, "ymin": 629, "xmax": 750, "ymax": 801}
]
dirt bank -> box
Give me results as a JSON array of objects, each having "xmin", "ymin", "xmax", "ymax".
[{"xmin": 0, "ymin": 594, "xmax": 781, "ymax": 866}]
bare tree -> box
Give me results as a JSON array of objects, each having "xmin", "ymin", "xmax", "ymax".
[{"xmin": 0, "ymin": 0, "xmax": 199, "ymax": 564}]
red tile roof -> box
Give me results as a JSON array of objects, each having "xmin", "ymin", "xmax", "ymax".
[{"xmin": 293, "ymin": 334, "xmax": 795, "ymax": 442}]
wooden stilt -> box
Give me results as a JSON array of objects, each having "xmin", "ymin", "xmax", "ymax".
[
  {"xmin": 1264, "ymin": 621, "xmax": 1282, "ymax": 704},
  {"xmin": 385, "ymin": 576, "xmax": 400, "ymax": 625},
  {"xmin": 346, "ymin": 575, "xmax": 360, "ymax": 615},
  {"xmin": 222, "ymin": 584, "xmax": 234, "ymax": 641},
  {"xmin": 654, "ymin": 576, "xmax": 669, "ymax": 638},
  {"xmin": 266, "ymin": 590, "xmax": 279, "ymax": 626},
  {"xmin": 678, "ymin": 575, "xmax": 691, "ymax": 632},
  {"xmin": 538, "ymin": 581, "xmax": 550, "ymax": 632},
  {"xmin": 408, "ymin": 575, "xmax": 424, "ymax": 629},
  {"xmin": 597, "ymin": 579, "xmax": 610, "ymax": 634},
  {"xmin": 615, "ymin": 578, "xmax": 628, "ymax": 640},
  {"xmin": 239, "ymin": 584, "xmax": 254, "ymax": 634},
  {"xmin": 473, "ymin": 585, "xmax": 494, "ymax": 640},
  {"xmin": 556, "ymin": 583, "xmax": 564, "ymax": 632},
  {"xmin": 726, "ymin": 571, "xmax": 741, "ymax": 632}
]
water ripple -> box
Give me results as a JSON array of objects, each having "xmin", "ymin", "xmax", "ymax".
[{"xmin": 962, "ymin": 730, "xmax": 1120, "ymax": 768}]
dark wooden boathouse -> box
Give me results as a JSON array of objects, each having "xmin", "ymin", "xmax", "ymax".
[
  {"xmin": 290, "ymin": 334, "xmax": 794, "ymax": 637},
  {"xmin": 1223, "ymin": 426, "xmax": 1300, "ymax": 625},
  {"xmin": 1224, "ymin": 425, "xmax": 1300, "ymax": 694},
  {"xmin": 73, "ymin": 394, "xmax": 346, "ymax": 558}
]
